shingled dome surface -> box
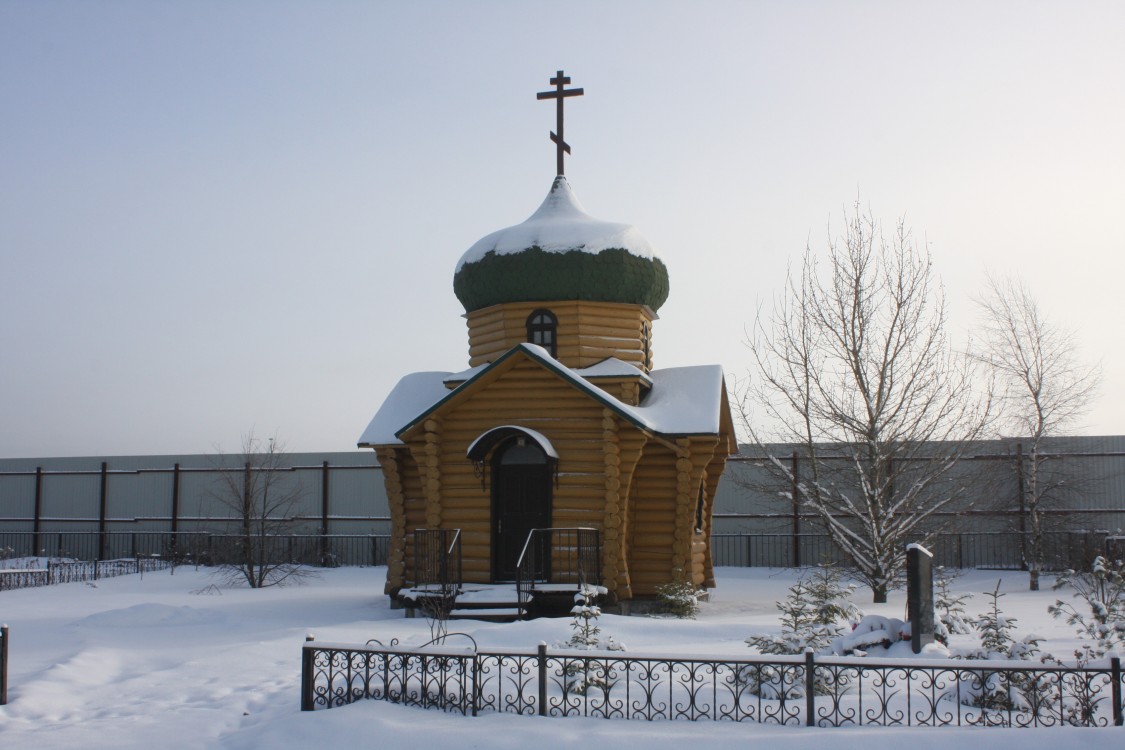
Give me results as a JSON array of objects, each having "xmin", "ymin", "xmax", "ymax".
[{"xmin": 453, "ymin": 177, "xmax": 669, "ymax": 313}]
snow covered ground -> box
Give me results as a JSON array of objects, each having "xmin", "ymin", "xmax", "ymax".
[{"xmin": 0, "ymin": 564, "xmax": 1120, "ymax": 748}]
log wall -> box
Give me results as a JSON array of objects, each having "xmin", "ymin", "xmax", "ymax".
[{"xmin": 465, "ymin": 300, "xmax": 655, "ymax": 372}]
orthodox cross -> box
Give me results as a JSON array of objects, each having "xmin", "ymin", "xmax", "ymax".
[{"xmin": 537, "ymin": 70, "xmax": 584, "ymax": 176}]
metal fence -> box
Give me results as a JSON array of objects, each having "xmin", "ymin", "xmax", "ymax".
[
  {"xmin": 0, "ymin": 531, "xmax": 390, "ymax": 569},
  {"xmin": 0, "ymin": 456, "xmax": 388, "ymax": 561},
  {"xmin": 301, "ymin": 637, "xmax": 1125, "ymax": 728},
  {"xmin": 0, "ymin": 529, "xmax": 1109, "ymax": 577},
  {"xmin": 709, "ymin": 530, "xmax": 1115, "ymax": 571},
  {"xmin": 0, "ymin": 557, "xmax": 172, "ymax": 592}
]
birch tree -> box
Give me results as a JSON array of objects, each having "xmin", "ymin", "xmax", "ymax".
[
  {"xmin": 974, "ymin": 275, "xmax": 1101, "ymax": 590},
  {"xmin": 744, "ymin": 203, "xmax": 991, "ymax": 602}
]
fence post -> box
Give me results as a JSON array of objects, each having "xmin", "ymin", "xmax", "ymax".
[
  {"xmin": 320, "ymin": 460, "xmax": 330, "ymax": 565},
  {"xmin": 472, "ymin": 652, "xmax": 480, "ymax": 717},
  {"xmin": 804, "ymin": 650, "xmax": 815, "ymax": 726},
  {"xmin": 538, "ymin": 642, "xmax": 548, "ymax": 717},
  {"xmin": 170, "ymin": 462, "xmax": 181, "ymax": 559},
  {"xmin": 98, "ymin": 461, "xmax": 108, "ymax": 561},
  {"xmin": 1113, "ymin": 656, "xmax": 1122, "ymax": 727},
  {"xmin": 0, "ymin": 625, "xmax": 7, "ymax": 706},
  {"xmin": 0, "ymin": 624, "xmax": 8, "ymax": 706},
  {"xmin": 33, "ymin": 467, "xmax": 43, "ymax": 538},
  {"xmin": 301, "ymin": 635, "xmax": 316, "ymax": 711}
]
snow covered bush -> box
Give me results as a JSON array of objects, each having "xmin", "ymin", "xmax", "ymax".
[
  {"xmin": 1048, "ymin": 555, "xmax": 1125, "ymax": 659},
  {"xmin": 740, "ymin": 565, "xmax": 861, "ymax": 697},
  {"xmin": 655, "ymin": 570, "xmax": 705, "ymax": 618},
  {"xmin": 418, "ymin": 594, "xmax": 452, "ymax": 644},
  {"xmin": 831, "ymin": 615, "xmax": 908, "ymax": 655}
]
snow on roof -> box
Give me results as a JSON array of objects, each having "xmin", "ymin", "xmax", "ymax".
[
  {"xmin": 466, "ymin": 425, "xmax": 559, "ymax": 460},
  {"xmin": 639, "ymin": 365, "xmax": 726, "ymax": 434},
  {"xmin": 455, "ymin": 177, "xmax": 654, "ymax": 272},
  {"xmin": 442, "ymin": 361, "xmax": 491, "ymax": 385},
  {"xmin": 357, "ymin": 344, "xmax": 726, "ymax": 447},
  {"xmin": 574, "ymin": 357, "xmax": 653, "ymax": 385},
  {"xmin": 357, "ymin": 372, "xmax": 453, "ymax": 447}
]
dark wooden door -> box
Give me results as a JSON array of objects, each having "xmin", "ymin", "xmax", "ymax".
[{"xmin": 493, "ymin": 451, "xmax": 551, "ymax": 581}]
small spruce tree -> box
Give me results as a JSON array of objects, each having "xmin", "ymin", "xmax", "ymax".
[
  {"xmin": 1049, "ymin": 555, "xmax": 1125, "ymax": 659},
  {"xmin": 934, "ymin": 565, "xmax": 973, "ymax": 644},
  {"xmin": 741, "ymin": 565, "xmax": 861, "ymax": 698},
  {"xmin": 953, "ymin": 581, "xmax": 1050, "ymax": 714},
  {"xmin": 558, "ymin": 585, "xmax": 623, "ymax": 697}
]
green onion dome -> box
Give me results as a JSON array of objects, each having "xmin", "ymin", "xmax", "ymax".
[{"xmin": 453, "ymin": 177, "xmax": 669, "ymax": 314}]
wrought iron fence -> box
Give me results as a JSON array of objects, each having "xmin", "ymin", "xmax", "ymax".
[
  {"xmin": 301, "ymin": 638, "xmax": 1125, "ymax": 728},
  {"xmin": 0, "ymin": 569, "xmax": 48, "ymax": 592},
  {"xmin": 0, "ymin": 557, "xmax": 172, "ymax": 592}
]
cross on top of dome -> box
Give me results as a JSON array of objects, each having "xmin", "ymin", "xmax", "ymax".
[{"xmin": 536, "ymin": 70, "xmax": 584, "ymax": 177}]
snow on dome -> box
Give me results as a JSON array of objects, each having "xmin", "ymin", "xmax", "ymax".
[
  {"xmin": 453, "ymin": 177, "xmax": 670, "ymax": 313},
  {"xmin": 455, "ymin": 177, "xmax": 654, "ymax": 272}
]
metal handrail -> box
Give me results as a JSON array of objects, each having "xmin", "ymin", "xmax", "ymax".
[
  {"xmin": 412, "ymin": 528, "xmax": 463, "ymax": 600},
  {"xmin": 515, "ymin": 528, "xmax": 601, "ymax": 609}
]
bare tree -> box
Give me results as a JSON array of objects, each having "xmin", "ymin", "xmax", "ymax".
[
  {"xmin": 210, "ymin": 432, "xmax": 314, "ymax": 588},
  {"xmin": 743, "ymin": 203, "xmax": 992, "ymax": 602},
  {"xmin": 974, "ymin": 275, "xmax": 1101, "ymax": 590}
]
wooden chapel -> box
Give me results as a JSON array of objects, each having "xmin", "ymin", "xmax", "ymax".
[{"xmin": 358, "ymin": 71, "xmax": 736, "ymax": 615}]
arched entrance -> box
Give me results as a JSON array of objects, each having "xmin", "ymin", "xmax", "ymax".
[{"xmin": 491, "ymin": 438, "xmax": 552, "ymax": 581}]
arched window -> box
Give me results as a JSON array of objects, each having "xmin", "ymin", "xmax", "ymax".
[{"xmin": 526, "ymin": 309, "xmax": 558, "ymax": 357}]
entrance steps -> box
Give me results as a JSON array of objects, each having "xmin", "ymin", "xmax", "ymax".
[
  {"xmin": 400, "ymin": 582, "xmax": 601, "ymax": 622},
  {"xmin": 448, "ymin": 584, "xmax": 527, "ymax": 622}
]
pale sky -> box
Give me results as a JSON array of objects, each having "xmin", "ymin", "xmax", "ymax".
[{"xmin": 1, "ymin": 1, "xmax": 1122, "ymax": 458}]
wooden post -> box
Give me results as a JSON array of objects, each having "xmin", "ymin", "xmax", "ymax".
[{"xmin": 98, "ymin": 462, "xmax": 108, "ymax": 561}]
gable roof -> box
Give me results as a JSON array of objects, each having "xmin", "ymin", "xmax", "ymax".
[{"xmin": 357, "ymin": 343, "xmax": 730, "ymax": 448}]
